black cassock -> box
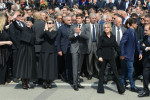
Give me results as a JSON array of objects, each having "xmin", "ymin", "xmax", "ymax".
[
  {"xmin": 13, "ymin": 21, "xmax": 36, "ymax": 79},
  {"xmin": 38, "ymin": 30, "xmax": 58, "ymax": 81},
  {"xmin": 0, "ymin": 30, "xmax": 11, "ymax": 84}
]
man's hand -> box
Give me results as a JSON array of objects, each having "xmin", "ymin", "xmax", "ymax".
[
  {"xmin": 98, "ymin": 57, "xmax": 103, "ymax": 62},
  {"xmin": 74, "ymin": 26, "xmax": 81, "ymax": 34},
  {"xmin": 120, "ymin": 56, "xmax": 125, "ymax": 60},
  {"xmin": 139, "ymin": 54, "xmax": 142, "ymax": 61},
  {"xmin": 58, "ymin": 51, "xmax": 63, "ymax": 56}
]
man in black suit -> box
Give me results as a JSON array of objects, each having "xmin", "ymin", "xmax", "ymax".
[
  {"xmin": 56, "ymin": 15, "xmax": 72, "ymax": 83},
  {"xmin": 8, "ymin": 11, "xmax": 25, "ymax": 81},
  {"xmin": 68, "ymin": 14, "xmax": 89, "ymax": 91},
  {"xmin": 32, "ymin": 12, "xmax": 45, "ymax": 84},
  {"xmin": 138, "ymin": 24, "xmax": 150, "ymax": 97}
]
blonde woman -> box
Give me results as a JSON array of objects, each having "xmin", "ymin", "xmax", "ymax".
[
  {"xmin": 0, "ymin": 15, "xmax": 13, "ymax": 84},
  {"xmin": 97, "ymin": 22, "xmax": 125, "ymax": 94},
  {"xmin": 38, "ymin": 18, "xmax": 58, "ymax": 89}
]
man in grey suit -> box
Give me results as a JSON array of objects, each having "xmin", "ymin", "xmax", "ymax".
[
  {"xmin": 112, "ymin": 16, "xmax": 127, "ymax": 74},
  {"xmin": 85, "ymin": 13, "xmax": 102, "ymax": 80},
  {"xmin": 68, "ymin": 14, "xmax": 89, "ymax": 91}
]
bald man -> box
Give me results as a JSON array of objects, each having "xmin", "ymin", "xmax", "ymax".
[{"xmin": 112, "ymin": 16, "xmax": 127, "ymax": 73}]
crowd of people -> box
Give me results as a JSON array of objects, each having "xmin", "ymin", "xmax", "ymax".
[{"xmin": 0, "ymin": 0, "xmax": 150, "ymax": 97}]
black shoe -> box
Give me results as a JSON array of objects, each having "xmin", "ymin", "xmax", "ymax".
[
  {"xmin": 78, "ymin": 84, "xmax": 84, "ymax": 88},
  {"xmin": 43, "ymin": 83, "xmax": 48, "ymax": 89},
  {"xmin": 97, "ymin": 90, "xmax": 104, "ymax": 94},
  {"xmin": 73, "ymin": 85, "xmax": 79, "ymax": 91},
  {"xmin": 138, "ymin": 91, "xmax": 149, "ymax": 97},
  {"xmin": 87, "ymin": 75, "xmax": 92, "ymax": 80},
  {"xmin": 22, "ymin": 84, "xmax": 28, "ymax": 89},
  {"xmin": 130, "ymin": 87, "xmax": 139, "ymax": 92}
]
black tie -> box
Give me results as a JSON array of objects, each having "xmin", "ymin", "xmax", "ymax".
[
  {"xmin": 117, "ymin": 27, "xmax": 120, "ymax": 45},
  {"xmin": 93, "ymin": 24, "xmax": 96, "ymax": 42},
  {"xmin": 79, "ymin": 24, "xmax": 81, "ymax": 28}
]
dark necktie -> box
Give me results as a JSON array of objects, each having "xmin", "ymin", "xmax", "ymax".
[
  {"xmin": 79, "ymin": 24, "xmax": 81, "ymax": 28},
  {"xmin": 117, "ymin": 27, "xmax": 120, "ymax": 45},
  {"xmin": 93, "ymin": 24, "xmax": 96, "ymax": 42}
]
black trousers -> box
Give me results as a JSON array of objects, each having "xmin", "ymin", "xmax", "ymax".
[
  {"xmin": 142, "ymin": 58, "xmax": 150, "ymax": 93},
  {"xmin": 97, "ymin": 59, "xmax": 125, "ymax": 93}
]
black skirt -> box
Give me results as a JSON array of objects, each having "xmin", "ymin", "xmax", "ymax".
[
  {"xmin": 15, "ymin": 44, "xmax": 36, "ymax": 79},
  {"xmin": 0, "ymin": 48, "xmax": 10, "ymax": 84},
  {"xmin": 38, "ymin": 52, "xmax": 58, "ymax": 80}
]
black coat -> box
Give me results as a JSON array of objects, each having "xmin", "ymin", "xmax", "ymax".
[
  {"xmin": 97, "ymin": 32, "xmax": 120, "ymax": 60},
  {"xmin": 8, "ymin": 21, "xmax": 25, "ymax": 50},
  {"xmin": 40, "ymin": 30, "xmax": 57, "ymax": 53}
]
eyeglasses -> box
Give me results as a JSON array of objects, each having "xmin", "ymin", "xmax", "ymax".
[
  {"xmin": 47, "ymin": 22, "xmax": 53, "ymax": 24},
  {"xmin": 140, "ymin": 18, "xmax": 144, "ymax": 20}
]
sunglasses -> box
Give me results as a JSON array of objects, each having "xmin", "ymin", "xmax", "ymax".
[
  {"xmin": 47, "ymin": 22, "xmax": 53, "ymax": 24},
  {"xmin": 140, "ymin": 18, "xmax": 144, "ymax": 20}
]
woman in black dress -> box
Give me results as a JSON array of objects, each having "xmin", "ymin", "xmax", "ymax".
[
  {"xmin": 97, "ymin": 22, "xmax": 125, "ymax": 94},
  {"xmin": 38, "ymin": 18, "xmax": 58, "ymax": 89},
  {"xmin": 0, "ymin": 15, "xmax": 13, "ymax": 84},
  {"xmin": 13, "ymin": 16, "xmax": 36, "ymax": 89}
]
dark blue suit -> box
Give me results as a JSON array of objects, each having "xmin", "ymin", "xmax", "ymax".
[
  {"xmin": 120, "ymin": 28, "xmax": 141, "ymax": 88},
  {"xmin": 55, "ymin": 24, "xmax": 72, "ymax": 81},
  {"xmin": 120, "ymin": 28, "xmax": 141, "ymax": 61},
  {"xmin": 56, "ymin": 24, "xmax": 70, "ymax": 54}
]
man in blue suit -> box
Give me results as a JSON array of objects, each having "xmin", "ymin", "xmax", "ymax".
[
  {"xmin": 56, "ymin": 15, "xmax": 72, "ymax": 83},
  {"xmin": 120, "ymin": 18, "xmax": 142, "ymax": 92}
]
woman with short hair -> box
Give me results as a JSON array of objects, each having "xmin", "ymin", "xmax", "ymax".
[{"xmin": 97, "ymin": 22, "xmax": 125, "ymax": 94}]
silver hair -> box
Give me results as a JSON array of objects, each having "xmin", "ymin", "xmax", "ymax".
[
  {"xmin": 63, "ymin": 16, "xmax": 71, "ymax": 21},
  {"xmin": 89, "ymin": 13, "xmax": 97, "ymax": 18}
]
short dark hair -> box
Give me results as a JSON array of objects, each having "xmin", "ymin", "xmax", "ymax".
[
  {"xmin": 76, "ymin": 14, "xmax": 83, "ymax": 18},
  {"xmin": 131, "ymin": 13, "xmax": 138, "ymax": 18},
  {"xmin": 128, "ymin": 18, "xmax": 137, "ymax": 26}
]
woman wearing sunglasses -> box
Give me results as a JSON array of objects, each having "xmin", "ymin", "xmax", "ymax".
[{"xmin": 38, "ymin": 18, "xmax": 58, "ymax": 89}]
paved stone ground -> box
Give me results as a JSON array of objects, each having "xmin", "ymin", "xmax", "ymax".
[{"xmin": 0, "ymin": 77, "xmax": 150, "ymax": 100}]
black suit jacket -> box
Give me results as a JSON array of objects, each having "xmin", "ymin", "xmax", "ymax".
[
  {"xmin": 32, "ymin": 20, "xmax": 45, "ymax": 52},
  {"xmin": 97, "ymin": 32, "xmax": 120, "ymax": 60},
  {"xmin": 8, "ymin": 21, "xmax": 25, "ymax": 50},
  {"xmin": 140, "ymin": 35, "xmax": 150, "ymax": 60}
]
